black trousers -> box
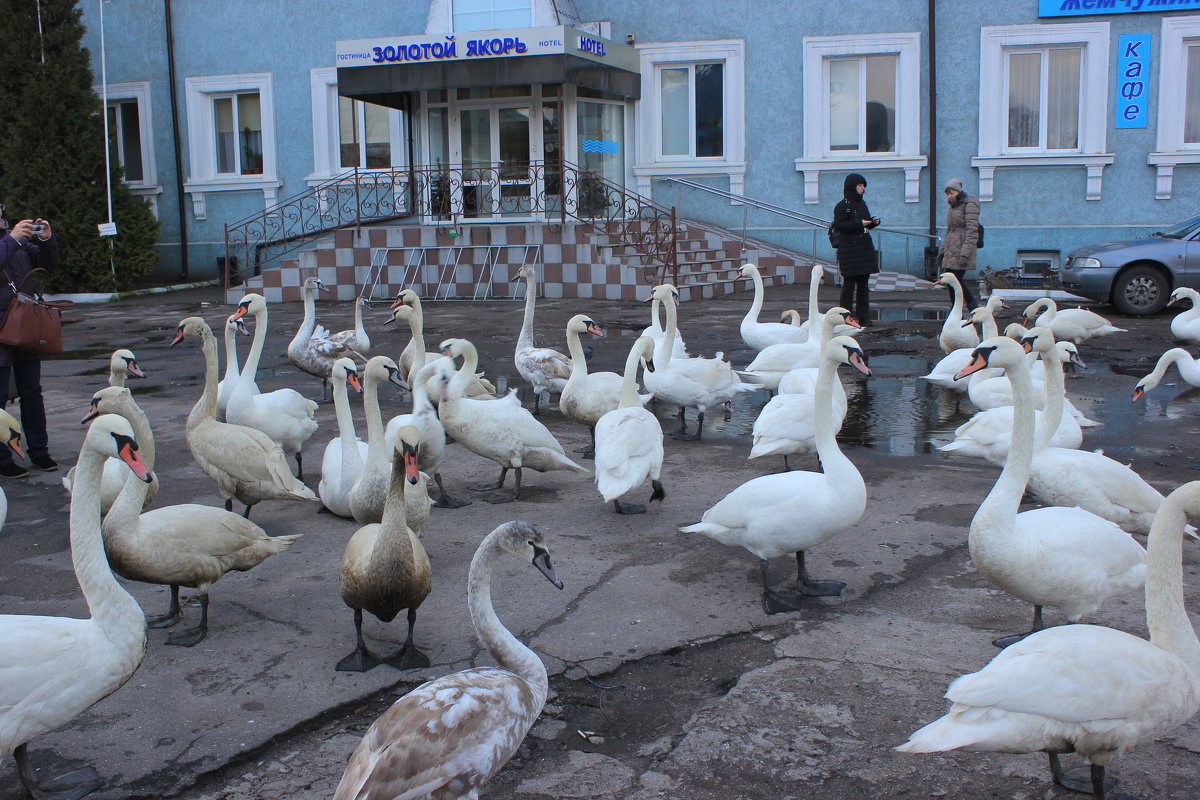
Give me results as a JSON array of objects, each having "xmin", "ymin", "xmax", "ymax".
[
  {"xmin": 0, "ymin": 359, "xmax": 49, "ymax": 465},
  {"xmin": 945, "ymin": 269, "xmax": 978, "ymax": 310},
  {"xmin": 839, "ymin": 274, "xmax": 871, "ymax": 323}
]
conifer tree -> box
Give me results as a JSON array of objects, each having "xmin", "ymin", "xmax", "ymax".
[{"xmin": 0, "ymin": 0, "xmax": 160, "ymax": 292}]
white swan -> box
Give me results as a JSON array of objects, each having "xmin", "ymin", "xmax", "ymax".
[
  {"xmin": 594, "ymin": 336, "xmax": 665, "ymax": 514},
  {"xmin": 437, "ymin": 338, "xmax": 588, "ymax": 503},
  {"xmin": 940, "ymin": 338, "xmax": 1086, "ymax": 464},
  {"xmin": 230, "ymin": 294, "xmax": 320, "ymax": 477},
  {"xmin": 336, "ymin": 425, "xmax": 432, "ymax": 673},
  {"xmin": 740, "ymin": 307, "xmax": 862, "ymax": 392},
  {"xmin": 898, "ymin": 480, "xmax": 1200, "ymax": 799},
  {"xmin": 216, "ymin": 317, "xmax": 249, "ymax": 422},
  {"xmin": 935, "ymin": 272, "xmax": 980, "ymax": 354},
  {"xmin": 89, "ymin": 386, "xmax": 301, "ymax": 647},
  {"xmin": 334, "ymin": 520, "xmax": 563, "ymax": 800},
  {"xmin": 1168, "ymin": 287, "xmax": 1200, "ymax": 346},
  {"xmin": 643, "ymin": 286, "xmax": 689, "ymax": 359},
  {"xmin": 739, "ymin": 263, "xmax": 808, "ymax": 350},
  {"xmin": 107, "ymin": 348, "xmax": 145, "ymax": 388},
  {"xmin": 349, "ymin": 355, "xmax": 431, "ymax": 531},
  {"xmin": 1022, "ymin": 297, "xmax": 1125, "ymax": 343},
  {"xmin": 387, "ymin": 290, "xmax": 495, "ymax": 403},
  {"xmin": 0, "ymin": 410, "xmax": 22, "ymax": 534},
  {"xmin": 171, "ymin": 317, "xmax": 318, "ymax": 517},
  {"xmin": 327, "ymin": 296, "xmax": 371, "ymax": 353},
  {"xmin": 681, "ymin": 336, "xmax": 871, "ymax": 613},
  {"xmin": 560, "ymin": 313, "xmax": 648, "ymax": 457},
  {"xmin": 0, "ymin": 414, "xmax": 151, "ymax": 799},
  {"xmin": 288, "ymin": 277, "xmax": 367, "ymax": 402},
  {"xmin": 644, "ymin": 283, "xmax": 757, "ymax": 438},
  {"xmin": 921, "ymin": 295, "xmax": 1004, "ymax": 391},
  {"xmin": 318, "ymin": 358, "xmax": 367, "ymax": 518},
  {"xmin": 385, "ymin": 359, "xmax": 470, "ymax": 510},
  {"xmin": 952, "ymin": 336, "xmax": 1145, "ymax": 648},
  {"xmin": 1133, "ymin": 347, "xmax": 1200, "ymax": 399},
  {"xmin": 512, "ymin": 264, "xmax": 571, "ymax": 413}
]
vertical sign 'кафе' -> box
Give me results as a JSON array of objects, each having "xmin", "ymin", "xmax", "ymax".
[{"xmin": 1116, "ymin": 33, "xmax": 1150, "ymax": 129}]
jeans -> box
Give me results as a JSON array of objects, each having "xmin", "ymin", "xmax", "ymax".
[
  {"xmin": 945, "ymin": 269, "xmax": 978, "ymax": 310},
  {"xmin": 839, "ymin": 274, "xmax": 871, "ymax": 323},
  {"xmin": 0, "ymin": 359, "xmax": 48, "ymax": 465}
]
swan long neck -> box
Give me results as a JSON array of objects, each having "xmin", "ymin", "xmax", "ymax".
[
  {"xmin": 332, "ymin": 371, "xmax": 361, "ymax": 473},
  {"xmin": 812, "ymin": 350, "xmax": 853, "ymax": 480},
  {"xmin": 947, "ymin": 277, "xmax": 964, "ymax": 320},
  {"xmin": 1150, "ymin": 348, "xmax": 1192, "ymax": 386},
  {"xmin": 353, "ymin": 301, "xmax": 366, "ymax": 341},
  {"xmin": 379, "ymin": 448, "xmax": 415, "ymax": 536},
  {"xmin": 105, "ymin": 401, "xmax": 156, "ymax": 533},
  {"xmin": 109, "ymin": 366, "xmax": 125, "ymax": 388},
  {"xmin": 973, "ymin": 357, "xmax": 1036, "ymax": 544},
  {"xmin": 238, "ymin": 306, "xmax": 268, "ymax": 391},
  {"xmin": 649, "ymin": 296, "xmax": 665, "ymax": 335},
  {"xmin": 656, "ymin": 294, "xmax": 679, "ymax": 369},
  {"xmin": 447, "ymin": 344, "xmax": 479, "ymax": 400},
  {"xmin": 295, "ymin": 284, "xmax": 317, "ymax": 344},
  {"xmin": 468, "ymin": 532, "xmax": 548, "ymax": 704},
  {"xmin": 807, "ymin": 266, "xmax": 822, "ymax": 323},
  {"xmin": 618, "ymin": 344, "xmax": 644, "ymax": 409},
  {"xmin": 744, "ymin": 268, "xmax": 764, "ymax": 324},
  {"xmin": 188, "ymin": 327, "xmax": 220, "ymax": 429},
  {"xmin": 1145, "ymin": 486, "xmax": 1200, "ymax": 677},
  {"xmin": 1035, "ymin": 348, "xmax": 1066, "ymax": 451},
  {"xmin": 517, "ymin": 273, "xmax": 537, "ymax": 351},
  {"xmin": 223, "ymin": 324, "xmax": 241, "ymax": 384},
  {"xmin": 72, "ymin": 440, "xmax": 144, "ymax": 638},
  {"xmin": 981, "ymin": 310, "xmax": 999, "ymax": 341},
  {"xmin": 565, "ymin": 326, "xmax": 589, "ymax": 379},
  {"xmin": 363, "ymin": 370, "xmax": 387, "ymax": 466}
]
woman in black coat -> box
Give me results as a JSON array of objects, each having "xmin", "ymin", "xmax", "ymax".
[{"xmin": 833, "ymin": 173, "xmax": 880, "ymax": 326}]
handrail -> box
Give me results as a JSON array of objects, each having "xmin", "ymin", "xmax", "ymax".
[{"xmin": 223, "ymin": 160, "xmax": 677, "ymax": 290}]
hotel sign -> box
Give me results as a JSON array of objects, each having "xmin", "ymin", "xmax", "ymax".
[
  {"xmin": 1039, "ymin": 0, "xmax": 1200, "ymax": 16},
  {"xmin": 336, "ymin": 26, "xmax": 639, "ymax": 73}
]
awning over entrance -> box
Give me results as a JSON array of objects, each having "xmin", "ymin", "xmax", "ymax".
[{"xmin": 335, "ymin": 26, "xmax": 640, "ymax": 104}]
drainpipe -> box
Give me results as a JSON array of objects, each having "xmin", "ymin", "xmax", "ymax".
[
  {"xmin": 164, "ymin": 0, "xmax": 190, "ymax": 280},
  {"xmin": 924, "ymin": 0, "xmax": 940, "ymax": 279}
]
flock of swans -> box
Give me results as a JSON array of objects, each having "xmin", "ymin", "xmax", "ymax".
[{"xmin": 1, "ymin": 264, "xmax": 1199, "ymax": 800}]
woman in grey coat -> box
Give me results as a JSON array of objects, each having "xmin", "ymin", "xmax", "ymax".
[{"xmin": 940, "ymin": 178, "xmax": 980, "ymax": 311}]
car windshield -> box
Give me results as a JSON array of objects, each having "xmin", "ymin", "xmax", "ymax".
[{"xmin": 1155, "ymin": 213, "xmax": 1200, "ymax": 239}]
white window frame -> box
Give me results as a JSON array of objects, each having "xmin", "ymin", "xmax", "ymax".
[
  {"xmin": 1150, "ymin": 16, "xmax": 1200, "ymax": 199},
  {"xmin": 796, "ymin": 32, "xmax": 925, "ymax": 204},
  {"xmin": 183, "ymin": 72, "xmax": 279, "ymax": 219},
  {"xmin": 423, "ymin": 0, "xmax": 565, "ymax": 34},
  {"xmin": 94, "ymin": 80, "xmax": 161, "ymax": 215},
  {"xmin": 308, "ymin": 68, "xmax": 407, "ymax": 184},
  {"xmin": 974, "ymin": 23, "xmax": 1112, "ymax": 202},
  {"xmin": 633, "ymin": 39, "xmax": 746, "ymax": 200}
]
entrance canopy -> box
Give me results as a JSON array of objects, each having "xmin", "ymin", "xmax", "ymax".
[{"xmin": 336, "ymin": 26, "xmax": 640, "ymax": 105}]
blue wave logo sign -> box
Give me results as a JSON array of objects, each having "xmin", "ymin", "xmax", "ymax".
[{"xmin": 581, "ymin": 139, "xmax": 619, "ymax": 154}]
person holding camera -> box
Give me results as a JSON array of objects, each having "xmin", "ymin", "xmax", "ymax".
[
  {"xmin": 940, "ymin": 178, "xmax": 980, "ymax": 311},
  {"xmin": 833, "ymin": 173, "xmax": 880, "ymax": 326},
  {"xmin": 0, "ymin": 203, "xmax": 59, "ymax": 477}
]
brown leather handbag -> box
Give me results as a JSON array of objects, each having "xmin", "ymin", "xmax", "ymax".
[{"xmin": 0, "ymin": 268, "xmax": 71, "ymax": 355}]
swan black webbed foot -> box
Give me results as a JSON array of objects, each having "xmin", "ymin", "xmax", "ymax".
[
  {"xmin": 146, "ymin": 585, "xmax": 182, "ymax": 629},
  {"xmin": 164, "ymin": 594, "xmax": 209, "ymax": 646},
  {"xmin": 613, "ymin": 499, "xmax": 645, "ymax": 514},
  {"xmin": 386, "ymin": 609, "xmax": 431, "ymax": 670},
  {"xmin": 795, "ymin": 551, "xmax": 845, "ymax": 597},
  {"xmin": 336, "ymin": 609, "xmax": 382, "ymax": 672},
  {"xmin": 994, "ymin": 605, "xmax": 1046, "ymax": 649},
  {"xmin": 1049, "ymin": 754, "xmax": 1118, "ymax": 798},
  {"xmin": 432, "ymin": 473, "xmax": 471, "ymax": 508},
  {"xmin": 759, "ymin": 559, "xmax": 803, "ymax": 614},
  {"xmin": 14, "ymin": 744, "xmax": 101, "ymax": 800},
  {"xmin": 469, "ymin": 467, "xmax": 508, "ymax": 492},
  {"xmin": 649, "ymin": 479, "xmax": 665, "ymax": 503}
]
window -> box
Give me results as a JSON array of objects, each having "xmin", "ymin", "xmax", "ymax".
[
  {"xmin": 1005, "ymin": 47, "xmax": 1081, "ymax": 152},
  {"xmin": 213, "ymin": 92, "xmax": 263, "ymax": 175},
  {"xmin": 796, "ymin": 33, "xmax": 924, "ymax": 204},
  {"xmin": 975, "ymin": 23, "xmax": 1111, "ymax": 202},
  {"xmin": 309, "ymin": 68, "xmax": 406, "ymax": 181},
  {"xmin": 658, "ymin": 63, "xmax": 723, "ymax": 158},
  {"xmin": 94, "ymin": 81, "xmax": 157, "ymax": 193},
  {"xmin": 827, "ymin": 55, "xmax": 896, "ymax": 154},
  {"xmin": 452, "ymin": 0, "xmax": 530, "ymax": 32},
  {"xmin": 634, "ymin": 40, "xmax": 745, "ymax": 198},
  {"xmin": 338, "ymin": 97, "xmax": 392, "ymax": 169},
  {"xmin": 1017, "ymin": 251, "xmax": 1060, "ymax": 284},
  {"xmin": 1152, "ymin": 18, "xmax": 1200, "ymax": 199}
]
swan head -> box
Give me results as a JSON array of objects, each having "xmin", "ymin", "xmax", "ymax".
[
  {"xmin": 85, "ymin": 414, "xmax": 152, "ymax": 483},
  {"xmin": 986, "ymin": 294, "xmax": 1005, "ymax": 312},
  {"xmin": 393, "ymin": 425, "xmax": 422, "ymax": 485},
  {"xmin": 110, "ymin": 348, "xmax": 145, "ymax": 379},
  {"xmin": 0, "ymin": 408, "xmax": 24, "ymax": 459},
  {"xmin": 826, "ymin": 335, "xmax": 871, "ymax": 376},
  {"xmin": 739, "ymin": 263, "xmax": 759, "ymax": 279},
  {"xmin": 230, "ymin": 293, "xmax": 267, "ymax": 322},
  {"xmin": 1167, "ymin": 287, "xmax": 1196, "ymax": 308},
  {"xmin": 1016, "ymin": 326, "xmax": 1056, "ymax": 355},
  {"xmin": 365, "ymin": 355, "xmax": 409, "ymax": 391},
  {"xmin": 169, "ymin": 316, "xmax": 211, "ymax": 346},
  {"xmin": 383, "ymin": 304, "xmax": 416, "ymax": 327},
  {"xmin": 964, "ymin": 305, "xmax": 991, "ymax": 327},
  {"xmin": 1003, "ymin": 322, "xmax": 1029, "ymax": 340},
  {"xmin": 567, "ymin": 314, "xmax": 605, "ymax": 339},
  {"xmin": 492, "ymin": 520, "xmax": 564, "ymax": 590},
  {"xmin": 1021, "ymin": 297, "xmax": 1054, "ymax": 325},
  {"xmin": 646, "ymin": 284, "xmax": 679, "ymax": 305},
  {"xmin": 779, "ymin": 309, "xmax": 802, "ymax": 325},
  {"xmin": 513, "ymin": 264, "xmax": 535, "ymax": 283},
  {"xmin": 224, "ymin": 316, "xmax": 250, "ymax": 337},
  {"xmin": 825, "ymin": 306, "xmax": 862, "ymax": 330},
  {"xmin": 438, "ymin": 338, "xmax": 474, "ymax": 361},
  {"xmin": 1133, "ymin": 375, "xmax": 1154, "ymax": 402},
  {"xmin": 934, "ymin": 272, "xmax": 960, "ymax": 289},
  {"xmin": 634, "ymin": 335, "xmax": 656, "ymax": 371},
  {"xmin": 332, "ymin": 358, "xmax": 362, "ymax": 393},
  {"xmin": 390, "ymin": 288, "xmax": 421, "ymax": 310},
  {"xmin": 303, "ymin": 277, "xmax": 330, "ymax": 295},
  {"xmin": 1058, "ymin": 341, "xmax": 1087, "ymax": 369},
  {"xmin": 954, "ymin": 335, "xmax": 1026, "ymax": 381},
  {"xmin": 81, "ymin": 386, "xmax": 136, "ymax": 425}
]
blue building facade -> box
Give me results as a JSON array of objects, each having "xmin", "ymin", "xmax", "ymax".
[{"xmin": 80, "ymin": 0, "xmax": 1200, "ymax": 299}]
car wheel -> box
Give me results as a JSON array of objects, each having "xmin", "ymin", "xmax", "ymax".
[{"xmin": 1111, "ymin": 264, "xmax": 1169, "ymax": 315}]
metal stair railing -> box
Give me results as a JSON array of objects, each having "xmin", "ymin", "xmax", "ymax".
[
  {"xmin": 224, "ymin": 161, "xmax": 677, "ymax": 292},
  {"xmin": 662, "ymin": 177, "xmax": 940, "ymax": 279}
]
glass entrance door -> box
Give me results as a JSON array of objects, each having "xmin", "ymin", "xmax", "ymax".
[{"xmin": 457, "ymin": 102, "xmax": 536, "ymax": 218}]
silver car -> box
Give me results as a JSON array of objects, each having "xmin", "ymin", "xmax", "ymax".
[{"xmin": 1059, "ymin": 213, "xmax": 1200, "ymax": 315}]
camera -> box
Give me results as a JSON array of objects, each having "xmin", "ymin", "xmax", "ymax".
[{"xmin": 30, "ymin": 223, "xmax": 46, "ymax": 235}]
